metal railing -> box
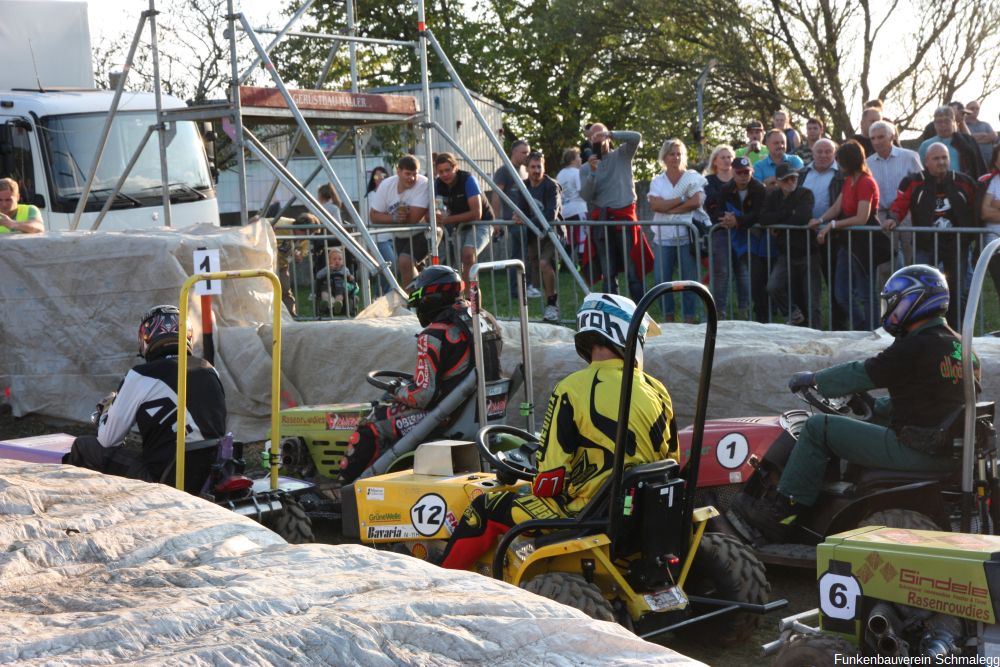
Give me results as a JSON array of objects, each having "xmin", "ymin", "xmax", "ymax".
[{"xmin": 275, "ymin": 220, "xmax": 1000, "ymax": 333}]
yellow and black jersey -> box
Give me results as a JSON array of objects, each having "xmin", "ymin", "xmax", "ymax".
[{"xmin": 532, "ymin": 358, "xmax": 675, "ymax": 514}]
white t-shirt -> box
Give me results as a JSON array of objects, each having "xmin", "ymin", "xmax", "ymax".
[
  {"xmin": 986, "ymin": 175, "xmax": 1000, "ymax": 234},
  {"xmin": 368, "ymin": 174, "xmax": 430, "ymax": 240},
  {"xmin": 649, "ymin": 170, "xmax": 706, "ymax": 246},
  {"xmin": 557, "ymin": 166, "xmax": 589, "ymax": 219}
]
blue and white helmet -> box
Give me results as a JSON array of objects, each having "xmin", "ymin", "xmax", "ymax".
[
  {"xmin": 880, "ymin": 264, "xmax": 949, "ymax": 337},
  {"xmin": 574, "ymin": 293, "xmax": 660, "ymax": 368}
]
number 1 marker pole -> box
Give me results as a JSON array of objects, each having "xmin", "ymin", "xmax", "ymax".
[{"xmin": 201, "ymin": 294, "xmax": 214, "ymax": 366}]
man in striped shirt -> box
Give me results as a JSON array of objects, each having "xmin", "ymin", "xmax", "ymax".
[{"xmin": 868, "ymin": 120, "xmax": 922, "ymax": 267}]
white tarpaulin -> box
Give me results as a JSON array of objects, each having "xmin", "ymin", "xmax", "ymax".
[
  {"xmin": 0, "ymin": 460, "xmax": 702, "ymax": 665},
  {"xmin": 2, "ymin": 224, "xmax": 998, "ymax": 440}
]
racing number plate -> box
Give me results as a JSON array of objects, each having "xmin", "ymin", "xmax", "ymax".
[{"xmin": 643, "ymin": 586, "xmax": 688, "ymax": 612}]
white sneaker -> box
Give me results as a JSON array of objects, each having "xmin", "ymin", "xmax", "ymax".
[
  {"xmin": 525, "ymin": 285, "xmax": 543, "ymax": 298},
  {"xmin": 543, "ymin": 304, "xmax": 560, "ymax": 322}
]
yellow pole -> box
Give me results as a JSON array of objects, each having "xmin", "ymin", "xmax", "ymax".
[{"xmin": 176, "ymin": 269, "xmax": 282, "ymax": 492}]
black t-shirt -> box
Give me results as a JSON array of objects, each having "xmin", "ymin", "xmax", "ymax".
[{"xmin": 864, "ymin": 322, "xmax": 978, "ymax": 431}]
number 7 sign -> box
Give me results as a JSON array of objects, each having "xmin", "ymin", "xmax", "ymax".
[{"xmin": 193, "ymin": 248, "xmax": 222, "ymax": 295}]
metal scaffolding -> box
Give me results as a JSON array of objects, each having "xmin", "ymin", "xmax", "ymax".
[{"xmin": 74, "ymin": 0, "xmax": 589, "ymax": 305}]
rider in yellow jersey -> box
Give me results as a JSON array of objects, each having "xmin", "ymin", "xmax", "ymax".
[{"xmin": 440, "ymin": 293, "xmax": 675, "ymax": 570}]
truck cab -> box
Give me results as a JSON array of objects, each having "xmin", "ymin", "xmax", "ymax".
[{"xmin": 0, "ymin": 89, "xmax": 219, "ymax": 231}]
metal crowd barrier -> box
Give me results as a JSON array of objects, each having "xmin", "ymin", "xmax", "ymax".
[{"xmin": 275, "ymin": 219, "xmax": 1000, "ymax": 334}]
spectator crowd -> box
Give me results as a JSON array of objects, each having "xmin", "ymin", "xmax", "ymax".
[{"xmin": 273, "ymin": 99, "xmax": 1000, "ymax": 332}]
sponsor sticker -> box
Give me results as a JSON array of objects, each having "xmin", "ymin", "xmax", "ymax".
[
  {"xmin": 644, "ymin": 586, "xmax": 688, "ymax": 611},
  {"xmin": 327, "ymin": 413, "xmax": 362, "ymax": 430},
  {"xmin": 366, "ymin": 524, "xmax": 419, "ymax": 540},
  {"xmin": 366, "ymin": 487, "xmax": 385, "ymax": 501}
]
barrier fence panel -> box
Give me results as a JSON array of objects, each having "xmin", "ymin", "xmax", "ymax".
[{"xmin": 276, "ymin": 221, "xmax": 1000, "ymax": 333}]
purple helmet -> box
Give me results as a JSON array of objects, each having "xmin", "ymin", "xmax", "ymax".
[{"xmin": 880, "ymin": 264, "xmax": 949, "ymax": 337}]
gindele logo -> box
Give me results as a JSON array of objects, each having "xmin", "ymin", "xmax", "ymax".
[{"xmin": 899, "ymin": 568, "xmax": 988, "ymax": 599}]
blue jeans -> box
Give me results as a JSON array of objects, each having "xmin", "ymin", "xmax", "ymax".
[
  {"xmin": 834, "ymin": 246, "xmax": 871, "ymax": 330},
  {"xmin": 376, "ymin": 239, "xmax": 396, "ymax": 295},
  {"xmin": 507, "ymin": 227, "xmax": 528, "ymax": 297},
  {"xmin": 709, "ymin": 228, "xmax": 750, "ymax": 318},
  {"xmin": 654, "ymin": 242, "xmax": 698, "ymax": 319}
]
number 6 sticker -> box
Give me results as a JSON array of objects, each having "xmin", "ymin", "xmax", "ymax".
[
  {"xmin": 411, "ymin": 493, "xmax": 447, "ymax": 536},
  {"xmin": 818, "ymin": 571, "xmax": 862, "ymax": 620}
]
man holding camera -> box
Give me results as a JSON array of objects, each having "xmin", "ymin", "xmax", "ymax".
[
  {"xmin": 578, "ymin": 122, "xmax": 653, "ymax": 301},
  {"xmin": 735, "ymin": 121, "xmax": 769, "ymax": 165}
]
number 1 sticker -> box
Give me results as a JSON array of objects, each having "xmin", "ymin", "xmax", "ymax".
[
  {"xmin": 193, "ymin": 248, "xmax": 221, "ymax": 295},
  {"xmin": 716, "ymin": 433, "xmax": 749, "ymax": 469},
  {"xmin": 410, "ymin": 493, "xmax": 447, "ymax": 536}
]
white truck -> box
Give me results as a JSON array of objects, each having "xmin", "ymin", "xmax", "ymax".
[{"xmin": 0, "ymin": 0, "xmax": 219, "ymax": 231}]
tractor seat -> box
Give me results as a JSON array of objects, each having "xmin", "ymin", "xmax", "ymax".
[
  {"xmin": 529, "ymin": 458, "xmax": 681, "ymax": 550},
  {"xmin": 158, "ymin": 438, "xmax": 222, "ymax": 495}
]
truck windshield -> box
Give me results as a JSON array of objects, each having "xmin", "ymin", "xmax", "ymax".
[{"xmin": 39, "ymin": 111, "xmax": 213, "ymax": 211}]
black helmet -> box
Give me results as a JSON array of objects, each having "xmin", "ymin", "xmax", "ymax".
[
  {"xmin": 137, "ymin": 305, "xmax": 193, "ymax": 360},
  {"xmin": 880, "ymin": 264, "xmax": 949, "ymax": 337},
  {"xmin": 407, "ymin": 265, "xmax": 464, "ymax": 326}
]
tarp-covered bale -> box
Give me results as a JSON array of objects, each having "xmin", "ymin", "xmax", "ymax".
[{"xmin": 0, "ymin": 460, "xmax": 703, "ymax": 666}]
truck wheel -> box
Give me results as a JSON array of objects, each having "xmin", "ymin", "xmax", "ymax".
[
  {"xmin": 266, "ymin": 496, "xmax": 315, "ymax": 544},
  {"xmin": 773, "ymin": 633, "xmax": 857, "ymax": 667},
  {"xmin": 858, "ymin": 509, "xmax": 940, "ymax": 531},
  {"xmin": 684, "ymin": 532, "xmax": 770, "ymax": 646},
  {"xmin": 522, "ymin": 572, "xmax": 616, "ymax": 623}
]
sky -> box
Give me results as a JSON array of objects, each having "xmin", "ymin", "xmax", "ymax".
[{"xmin": 82, "ymin": 0, "xmax": 1000, "ymax": 135}]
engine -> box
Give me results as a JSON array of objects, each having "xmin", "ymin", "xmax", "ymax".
[{"xmin": 865, "ymin": 602, "xmax": 967, "ymax": 659}]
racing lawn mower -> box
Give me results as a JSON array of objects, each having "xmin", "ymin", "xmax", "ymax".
[
  {"xmin": 274, "ymin": 260, "xmax": 534, "ymax": 520},
  {"xmin": 677, "ymin": 255, "xmax": 1000, "ymax": 569},
  {"xmin": 0, "ymin": 269, "xmax": 316, "ymax": 544},
  {"xmin": 763, "ymin": 525, "xmax": 1000, "ymax": 665},
  {"xmin": 341, "ymin": 280, "xmax": 786, "ymax": 644},
  {"xmin": 761, "ymin": 238, "xmax": 1000, "ymax": 664}
]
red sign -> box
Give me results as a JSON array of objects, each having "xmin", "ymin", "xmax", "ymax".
[{"xmin": 240, "ymin": 86, "xmax": 418, "ymax": 116}]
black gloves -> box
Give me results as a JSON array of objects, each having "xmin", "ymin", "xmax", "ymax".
[{"xmin": 788, "ymin": 371, "xmax": 817, "ymax": 392}]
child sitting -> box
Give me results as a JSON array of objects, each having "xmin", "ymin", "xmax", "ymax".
[{"xmin": 315, "ymin": 246, "xmax": 357, "ymax": 316}]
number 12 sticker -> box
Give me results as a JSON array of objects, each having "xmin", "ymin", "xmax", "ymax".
[
  {"xmin": 411, "ymin": 493, "xmax": 447, "ymax": 536},
  {"xmin": 193, "ymin": 248, "xmax": 221, "ymax": 295}
]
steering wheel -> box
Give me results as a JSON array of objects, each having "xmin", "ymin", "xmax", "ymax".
[
  {"xmin": 476, "ymin": 425, "xmax": 540, "ymax": 485},
  {"xmin": 366, "ymin": 370, "xmax": 413, "ymax": 392},
  {"xmin": 795, "ymin": 385, "xmax": 875, "ymax": 422}
]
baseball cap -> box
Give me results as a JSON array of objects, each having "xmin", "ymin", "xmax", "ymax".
[
  {"xmin": 746, "ymin": 120, "xmax": 764, "ymax": 130},
  {"xmin": 775, "ymin": 163, "xmax": 799, "ymax": 180},
  {"xmin": 733, "ymin": 156, "xmax": 752, "ymax": 171}
]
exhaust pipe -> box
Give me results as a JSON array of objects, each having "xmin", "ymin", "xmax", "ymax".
[{"xmin": 868, "ymin": 603, "xmax": 905, "ymax": 656}]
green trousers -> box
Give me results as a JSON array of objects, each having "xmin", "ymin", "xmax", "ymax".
[{"xmin": 777, "ymin": 414, "xmax": 953, "ymax": 506}]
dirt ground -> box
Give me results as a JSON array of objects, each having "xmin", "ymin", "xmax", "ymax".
[{"xmin": 1, "ymin": 404, "xmax": 817, "ymax": 666}]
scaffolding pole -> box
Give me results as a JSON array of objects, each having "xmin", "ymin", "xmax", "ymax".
[
  {"xmin": 148, "ymin": 0, "xmax": 172, "ymax": 228},
  {"xmin": 226, "ymin": 0, "xmax": 250, "ymax": 226},
  {"xmin": 415, "ymin": 0, "xmax": 439, "ymax": 263},
  {"xmin": 421, "ymin": 27, "xmax": 589, "ymax": 293},
  {"xmin": 69, "ymin": 10, "xmax": 150, "ymax": 230},
  {"xmin": 237, "ymin": 13, "xmax": 403, "ymax": 296}
]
